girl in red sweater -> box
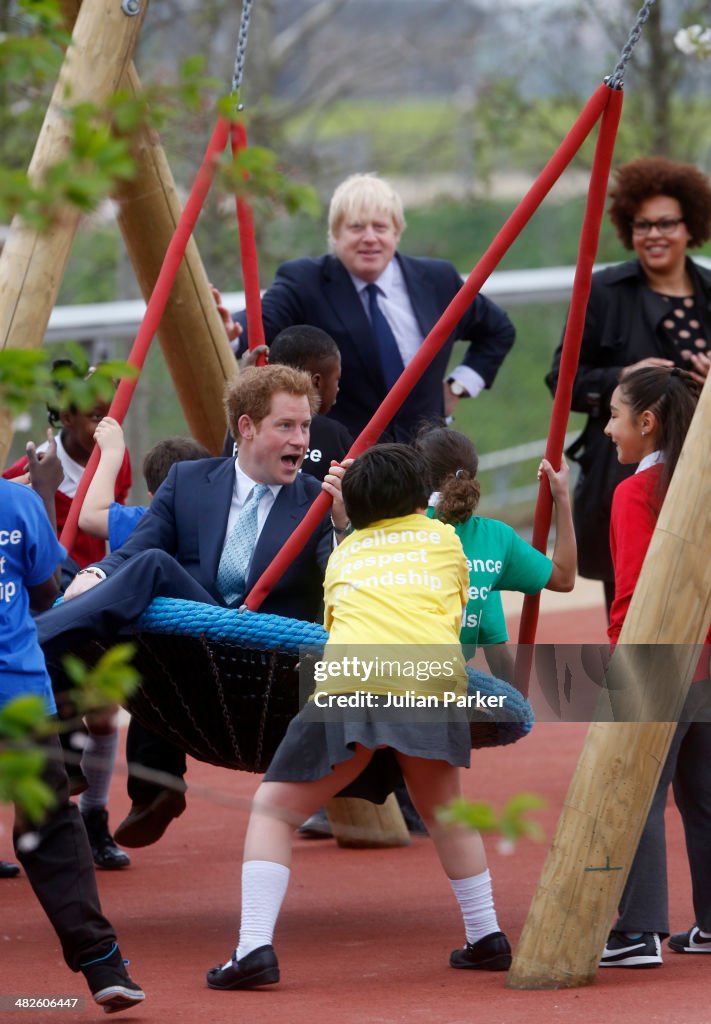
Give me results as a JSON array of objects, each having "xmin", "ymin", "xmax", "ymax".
[{"xmin": 600, "ymin": 364, "xmax": 711, "ymax": 968}]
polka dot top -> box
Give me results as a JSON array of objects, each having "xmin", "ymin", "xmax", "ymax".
[{"xmin": 657, "ymin": 293, "xmax": 708, "ymax": 362}]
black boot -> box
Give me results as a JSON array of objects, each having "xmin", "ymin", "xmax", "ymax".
[{"xmin": 82, "ymin": 808, "xmax": 131, "ymax": 870}]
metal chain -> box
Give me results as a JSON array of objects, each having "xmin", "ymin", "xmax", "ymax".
[
  {"xmin": 231, "ymin": 0, "xmax": 255, "ymax": 99},
  {"xmin": 607, "ymin": 0, "xmax": 657, "ymax": 89}
]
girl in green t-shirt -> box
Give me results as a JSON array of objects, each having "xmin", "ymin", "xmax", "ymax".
[{"xmin": 417, "ymin": 427, "xmax": 576, "ymax": 670}]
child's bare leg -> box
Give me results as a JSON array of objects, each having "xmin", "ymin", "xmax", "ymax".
[
  {"xmin": 244, "ymin": 742, "xmax": 376, "ymax": 865},
  {"xmin": 395, "ymin": 753, "xmax": 511, "ymax": 970},
  {"xmin": 394, "ymin": 753, "xmax": 485, "ymax": 875}
]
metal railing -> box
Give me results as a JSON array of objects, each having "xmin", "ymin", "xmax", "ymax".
[{"xmin": 477, "ymin": 432, "xmax": 579, "ymax": 517}]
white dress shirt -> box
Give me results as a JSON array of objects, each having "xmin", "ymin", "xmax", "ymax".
[
  {"xmin": 636, "ymin": 451, "xmax": 664, "ymax": 474},
  {"xmin": 349, "ymin": 258, "xmax": 485, "ymax": 397},
  {"xmin": 222, "ymin": 461, "xmax": 281, "ymax": 555}
]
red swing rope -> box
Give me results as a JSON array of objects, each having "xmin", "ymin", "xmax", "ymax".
[
  {"xmin": 59, "ymin": 115, "xmax": 233, "ymax": 552},
  {"xmin": 514, "ymin": 87, "xmax": 623, "ymax": 695},
  {"xmin": 245, "ymin": 81, "xmax": 620, "ymax": 612},
  {"xmin": 59, "ymin": 2, "xmax": 263, "ymax": 552}
]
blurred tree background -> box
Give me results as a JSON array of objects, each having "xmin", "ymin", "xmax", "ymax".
[{"xmin": 3, "ymin": 0, "xmax": 710, "ymax": 505}]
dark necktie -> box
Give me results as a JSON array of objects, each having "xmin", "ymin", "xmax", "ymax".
[{"xmin": 366, "ymin": 283, "xmax": 405, "ymax": 389}]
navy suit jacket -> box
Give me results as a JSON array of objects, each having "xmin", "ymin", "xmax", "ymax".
[
  {"xmin": 235, "ymin": 253, "xmax": 515, "ymax": 441},
  {"xmin": 98, "ymin": 457, "xmax": 332, "ymax": 621},
  {"xmin": 37, "ymin": 458, "xmax": 333, "ymax": 653}
]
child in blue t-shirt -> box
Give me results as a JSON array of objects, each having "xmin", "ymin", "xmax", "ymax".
[
  {"xmin": 0, "ymin": 457, "xmax": 144, "ymax": 1012},
  {"xmin": 79, "ymin": 419, "xmax": 209, "ymax": 550},
  {"xmin": 60, "ymin": 419, "xmax": 209, "ymax": 869}
]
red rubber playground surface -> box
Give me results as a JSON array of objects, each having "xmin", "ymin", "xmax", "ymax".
[{"xmin": 2, "ymin": 590, "xmax": 709, "ymax": 1023}]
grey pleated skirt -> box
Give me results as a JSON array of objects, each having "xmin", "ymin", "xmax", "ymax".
[{"xmin": 263, "ymin": 698, "xmax": 471, "ymax": 804}]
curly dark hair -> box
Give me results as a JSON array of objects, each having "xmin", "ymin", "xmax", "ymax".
[
  {"xmin": 414, "ymin": 426, "xmax": 480, "ymax": 525},
  {"xmin": 608, "ymin": 157, "xmax": 711, "ymax": 249}
]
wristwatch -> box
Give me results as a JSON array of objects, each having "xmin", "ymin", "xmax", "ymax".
[{"xmin": 447, "ymin": 378, "xmax": 469, "ymax": 398}]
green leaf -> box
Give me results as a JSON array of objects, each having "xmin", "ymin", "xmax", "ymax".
[
  {"xmin": 60, "ymin": 654, "xmax": 88, "ymax": 687},
  {"xmin": 0, "ymin": 697, "xmax": 49, "ymax": 740},
  {"xmin": 13, "ymin": 775, "xmax": 56, "ymax": 823},
  {"xmin": 64, "ymin": 643, "xmax": 140, "ymax": 713}
]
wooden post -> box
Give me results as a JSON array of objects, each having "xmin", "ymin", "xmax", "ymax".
[
  {"xmin": 326, "ymin": 795, "xmax": 411, "ymax": 849},
  {"xmin": 0, "ymin": 0, "xmax": 146, "ymax": 341},
  {"xmin": 112, "ymin": 65, "xmax": 237, "ymax": 455},
  {"xmin": 0, "ymin": 0, "xmax": 237, "ymax": 467},
  {"xmin": 0, "ymin": 0, "xmax": 145, "ymax": 467},
  {"xmin": 507, "ymin": 379, "xmax": 711, "ymax": 989}
]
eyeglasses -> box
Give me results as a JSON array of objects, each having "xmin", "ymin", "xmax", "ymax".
[{"xmin": 631, "ymin": 217, "xmax": 685, "ymax": 236}]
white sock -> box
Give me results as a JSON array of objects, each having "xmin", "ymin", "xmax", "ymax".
[
  {"xmin": 449, "ymin": 869, "xmax": 500, "ymax": 945},
  {"xmin": 231, "ymin": 860, "xmax": 290, "ymax": 963},
  {"xmin": 79, "ymin": 729, "xmax": 119, "ymax": 813}
]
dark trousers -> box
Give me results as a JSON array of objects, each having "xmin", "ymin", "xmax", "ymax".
[
  {"xmin": 126, "ymin": 717, "xmax": 187, "ymax": 804},
  {"xmin": 37, "ymin": 551, "xmax": 217, "ymax": 808},
  {"xmin": 37, "ymin": 549, "xmax": 218, "ymax": 650},
  {"xmin": 616, "ymin": 680, "xmax": 711, "ymax": 935},
  {"xmin": 14, "ymin": 735, "xmax": 116, "ymax": 972}
]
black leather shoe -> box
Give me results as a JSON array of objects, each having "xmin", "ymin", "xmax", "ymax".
[
  {"xmin": 0, "ymin": 860, "xmax": 20, "ymax": 879},
  {"xmin": 114, "ymin": 788, "xmax": 186, "ymax": 848},
  {"xmin": 450, "ymin": 931, "xmax": 512, "ymax": 971},
  {"xmin": 206, "ymin": 945, "xmax": 280, "ymax": 990},
  {"xmin": 82, "ymin": 808, "xmax": 131, "ymax": 870}
]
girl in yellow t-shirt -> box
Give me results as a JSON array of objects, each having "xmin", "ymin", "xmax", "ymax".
[{"xmin": 207, "ymin": 445, "xmax": 512, "ymax": 993}]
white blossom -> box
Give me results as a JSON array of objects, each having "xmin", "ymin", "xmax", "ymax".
[{"xmin": 674, "ymin": 25, "xmax": 711, "ymax": 60}]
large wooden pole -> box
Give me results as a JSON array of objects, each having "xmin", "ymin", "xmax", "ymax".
[
  {"xmin": 0, "ymin": 0, "xmax": 237, "ymax": 466},
  {"xmin": 0, "ymin": 0, "xmax": 146, "ymax": 464},
  {"xmin": 507, "ymin": 379, "xmax": 711, "ymax": 989}
]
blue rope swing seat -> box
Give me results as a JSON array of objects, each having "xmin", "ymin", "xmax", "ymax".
[{"xmin": 115, "ymin": 597, "xmax": 534, "ymax": 772}]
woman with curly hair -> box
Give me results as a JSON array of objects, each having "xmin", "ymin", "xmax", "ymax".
[{"xmin": 546, "ymin": 156, "xmax": 711, "ymax": 615}]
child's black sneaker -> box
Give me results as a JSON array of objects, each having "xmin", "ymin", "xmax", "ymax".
[
  {"xmin": 449, "ymin": 931, "xmax": 512, "ymax": 971},
  {"xmin": 668, "ymin": 925, "xmax": 711, "ymax": 954},
  {"xmin": 599, "ymin": 930, "xmax": 662, "ymax": 967},
  {"xmin": 80, "ymin": 944, "xmax": 145, "ymax": 1014}
]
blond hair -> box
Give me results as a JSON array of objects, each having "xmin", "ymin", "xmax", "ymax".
[{"xmin": 327, "ymin": 173, "xmax": 406, "ymax": 249}]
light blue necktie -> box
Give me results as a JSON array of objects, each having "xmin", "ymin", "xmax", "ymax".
[
  {"xmin": 217, "ymin": 483, "xmax": 271, "ymax": 607},
  {"xmin": 366, "ymin": 283, "xmax": 405, "ymax": 389}
]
